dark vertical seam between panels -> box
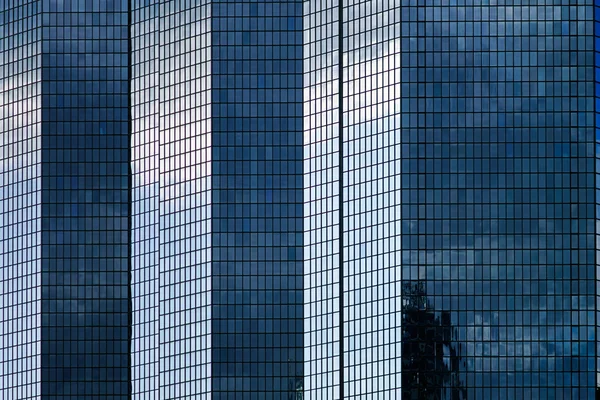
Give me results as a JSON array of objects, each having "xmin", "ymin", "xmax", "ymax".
[
  {"xmin": 397, "ymin": 0, "xmax": 402, "ymax": 393},
  {"xmin": 39, "ymin": 7, "xmax": 46, "ymax": 395},
  {"xmin": 595, "ymin": 4, "xmax": 599, "ymax": 393},
  {"xmin": 208, "ymin": 1, "xmax": 215, "ymax": 384},
  {"xmin": 126, "ymin": 0, "xmax": 133, "ymax": 398},
  {"xmin": 338, "ymin": 0, "xmax": 344, "ymax": 398},
  {"xmin": 157, "ymin": 4, "xmax": 164, "ymax": 393}
]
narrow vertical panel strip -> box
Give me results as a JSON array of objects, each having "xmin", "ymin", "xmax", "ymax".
[
  {"xmin": 338, "ymin": 0, "xmax": 345, "ymax": 397},
  {"xmin": 595, "ymin": 0, "xmax": 600, "ymax": 395},
  {"xmin": 130, "ymin": 0, "xmax": 160, "ymax": 398},
  {"xmin": 303, "ymin": 0, "xmax": 342, "ymax": 397}
]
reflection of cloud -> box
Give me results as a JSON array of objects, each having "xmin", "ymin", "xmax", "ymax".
[{"xmin": 394, "ymin": 2, "xmax": 595, "ymax": 396}]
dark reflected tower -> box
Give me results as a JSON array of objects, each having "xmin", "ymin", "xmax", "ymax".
[{"xmin": 402, "ymin": 282, "xmax": 466, "ymax": 400}]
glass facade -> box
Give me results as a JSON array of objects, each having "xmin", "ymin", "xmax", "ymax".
[
  {"xmin": 2, "ymin": 0, "xmax": 600, "ymax": 398},
  {"xmin": 133, "ymin": 0, "xmax": 213, "ymax": 398},
  {"xmin": 131, "ymin": 0, "xmax": 304, "ymax": 398},
  {"xmin": 131, "ymin": 0, "xmax": 159, "ymax": 398},
  {"xmin": 597, "ymin": 0, "xmax": 600, "ymax": 395},
  {"xmin": 304, "ymin": 0, "xmax": 598, "ymax": 398},
  {"xmin": 211, "ymin": 1, "xmax": 304, "ymax": 398},
  {"xmin": 303, "ymin": 0, "xmax": 341, "ymax": 397},
  {"xmin": 0, "ymin": 1, "xmax": 41, "ymax": 399},
  {"xmin": 304, "ymin": 0, "xmax": 402, "ymax": 398},
  {"xmin": 398, "ymin": 1, "xmax": 595, "ymax": 397},
  {"xmin": 157, "ymin": 0, "xmax": 212, "ymax": 398},
  {"xmin": 342, "ymin": 0, "xmax": 403, "ymax": 397},
  {"xmin": 2, "ymin": 0, "xmax": 131, "ymax": 399},
  {"xmin": 39, "ymin": 0, "xmax": 131, "ymax": 398}
]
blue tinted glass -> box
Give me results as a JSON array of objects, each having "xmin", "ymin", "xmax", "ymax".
[
  {"xmin": 211, "ymin": 0, "xmax": 304, "ymax": 397},
  {"xmin": 39, "ymin": 2, "xmax": 131, "ymax": 398}
]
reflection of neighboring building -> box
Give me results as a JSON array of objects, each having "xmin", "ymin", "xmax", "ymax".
[
  {"xmin": 289, "ymin": 376, "xmax": 303, "ymax": 400},
  {"xmin": 0, "ymin": 0, "xmax": 599, "ymax": 397},
  {"xmin": 402, "ymin": 282, "xmax": 467, "ymax": 400}
]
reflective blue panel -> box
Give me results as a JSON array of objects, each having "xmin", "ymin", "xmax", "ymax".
[
  {"xmin": 39, "ymin": 1, "xmax": 131, "ymax": 398},
  {"xmin": 211, "ymin": 0, "xmax": 304, "ymax": 397},
  {"xmin": 399, "ymin": 0, "xmax": 596, "ymax": 398}
]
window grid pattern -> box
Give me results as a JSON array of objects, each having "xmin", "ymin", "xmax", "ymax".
[
  {"xmin": 303, "ymin": 0, "xmax": 341, "ymax": 398},
  {"xmin": 131, "ymin": 0, "xmax": 159, "ymax": 398},
  {"xmin": 0, "ymin": 1, "xmax": 41, "ymax": 399},
  {"xmin": 158, "ymin": 0, "xmax": 212, "ymax": 398},
  {"xmin": 39, "ymin": 1, "xmax": 131, "ymax": 398},
  {"xmin": 211, "ymin": 0, "xmax": 304, "ymax": 397},
  {"xmin": 342, "ymin": 0, "xmax": 402, "ymax": 397},
  {"xmin": 399, "ymin": 1, "xmax": 596, "ymax": 398}
]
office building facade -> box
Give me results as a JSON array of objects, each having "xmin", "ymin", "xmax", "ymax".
[
  {"xmin": 131, "ymin": 0, "xmax": 304, "ymax": 398},
  {"xmin": 1, "ymin": 0, "xmax": 131, "ymax": 399},
  {"xmin": 307, "ymin": 0, "xmax": 598, "ymax": 398},
  {"xmin": 1, "ymin": 0, "xmax": 599, "ymax": 398}
]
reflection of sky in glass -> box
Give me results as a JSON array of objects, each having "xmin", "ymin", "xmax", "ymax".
[
  {"xmin": 303, "ymin": 0, "xmax": 341, "ymax": 398},
  {"xmin": 304, "ymin": 0, "xmax": 403, "ymax": 397},
  {"xmin": 38, "ymin": 0, "xmax": 131, "ymax": 397},
  {"xmin": 306, "ymin": 0, "xmax": 597, "ymax": 397},
  {"xmin": 0, "ymin": 2, "xmax": 42, "ymax": 398},
  {"xmin": 153, "ymin": 1, "xmax": 213, "ymax": 398},
  {"xmin": 1, "ymin": 0, "xmax": 597, "ymax": 397},
  {"xmin": 131, "ymin": 0, "xmax": 159, "ymax": 398},
  {"xmin": 210, "ymin": 0, "xmax": 304, "ymax": 396},
  {"xmin": 342, "ymin": 0, "xmax": 402, "ymax": 398},
  {"xmin": 399, "ymin": 0, "xmax": 596, "ymax": 397}
]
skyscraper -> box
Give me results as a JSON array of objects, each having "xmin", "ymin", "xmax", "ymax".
[
  {"xmin": 304, "ymin": 0, "xmax": 597, "ymax": 398},
  {"xmin": 1, "ymin": 0, "xmax": 130, "ymax": 398},
  {"xmin": 304, "ymin": 0, "xmax": 403, "ymax": 397},
  {"xmin": 131, "ymin": 0, "xmax": 304, "ymax": 398},
  {"xmin": 2, "ymin": 0, "xmax": 599, "ymax": 399}
]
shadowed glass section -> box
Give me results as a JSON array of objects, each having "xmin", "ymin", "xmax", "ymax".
[
  {"xmin": 39, "ymin": 0, "xmax": 131, "ymax": 397},
  {"xmin": 211, "ymin": 0, "xmax": 304, "ymax": 397},
  {"xmin": 595, "ymin": 0, "xmax": 600, "ymax": 393},
  {"xmin": 400, "ymin": 0, "xmax": 596, "ymax": 397}
]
